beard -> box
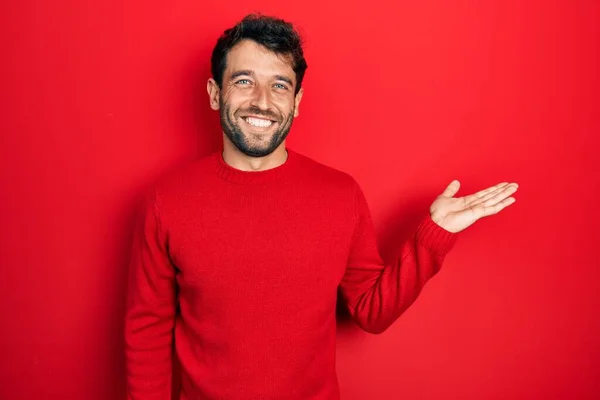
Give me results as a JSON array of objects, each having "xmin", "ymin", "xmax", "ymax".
[{"xmin": 219, "ymin": 97, "xmax": 295, "ymax": 158}]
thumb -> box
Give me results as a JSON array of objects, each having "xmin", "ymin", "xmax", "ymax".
[{"xmin": 440, "ymin": 180, "xmax": 460, "ymax": 198}]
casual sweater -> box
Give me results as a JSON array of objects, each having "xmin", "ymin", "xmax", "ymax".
[{"xmin": 124, "ymin": 147, "xmax": 457, "ymax": 399}]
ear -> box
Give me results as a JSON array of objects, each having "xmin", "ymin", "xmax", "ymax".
[
  {"xmin": 293, "ymin": 87, "xmax": 304, "ymax": 117},
  {"xmin": 207, "ymin": 78, "xmax": 220, "ymax": 110}
]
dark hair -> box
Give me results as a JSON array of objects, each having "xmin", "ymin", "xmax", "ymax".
[{"xmin": 211, "ymin": 14, "xmax": 308, "ymax": 95}]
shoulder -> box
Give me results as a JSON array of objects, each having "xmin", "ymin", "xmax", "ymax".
[
  {"xmin": 290, "ymin": 149, "xmax": 360, "ymax": 193},
  {"xmin": 144, "ymin": 151, "xmax": 218, "ymax": 205}
]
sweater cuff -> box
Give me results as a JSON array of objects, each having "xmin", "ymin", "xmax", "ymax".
[{"xmin": 415, "ymin": 215, "xmax": 458, "ymax": 256}]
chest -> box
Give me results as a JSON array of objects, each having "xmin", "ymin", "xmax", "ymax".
[{"xmin": 166, "ymin": 191, "xmax": 355, "ymax": 307}]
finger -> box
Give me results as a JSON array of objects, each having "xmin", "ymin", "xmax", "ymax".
[
  {"xmin": 472, "ymin": 183, "xmax": 518, "ymax": 206},
  {"xmin": 467, "ymin": 184, "xmax": 508, "ymax": 206},
  {"xmin": 440, "ymin": 180, "xmax": 461, "ymax": 198},
  {"xmin": 474, "ymin": 196, "xmax": 517, "ymax": 218},
  {"xmin": 462, "ymin": 182, "xmax": 509, "ymax": 204},
  {"xmin": 480, "ymin": 184, "xmax": 519, "ymax": 208}
]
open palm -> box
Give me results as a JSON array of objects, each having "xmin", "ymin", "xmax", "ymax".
[{"xmin": 430, "ymin": 180, "xmax": 519, "ymax": 233}]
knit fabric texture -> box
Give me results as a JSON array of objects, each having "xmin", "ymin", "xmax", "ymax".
[{"xmin": 125, "ymin": 148, "xmax": 457, "ymax": 399}]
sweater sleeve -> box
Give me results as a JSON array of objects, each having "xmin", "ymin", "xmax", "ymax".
[
  {"xmin": 339, "ymin": 180, "xmax": 457, "ymax": 334},
  {"xmin": 124, "ymin": 189, "xmax": 177, "ymax": 399}
]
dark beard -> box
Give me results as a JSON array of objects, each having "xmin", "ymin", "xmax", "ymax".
[{"xmin": 219, "ymin": 98, "xmax": 295, "ymax": 158}]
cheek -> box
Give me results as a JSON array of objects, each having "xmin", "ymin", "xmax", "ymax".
[
  {"xmin": 221, "ymin": 94, "xmax": 243, "ymax": 117},
  {"xmin": 221, "ymin": 87, "xmax": 246, "ymax": 105},
  {"xmin": 273, "ymin": 96, "xmax": 296, "ymax": 115}
]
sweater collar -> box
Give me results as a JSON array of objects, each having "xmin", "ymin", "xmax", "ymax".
[{"xmin": 212, "ymin": 148, "xmax": 297, "ymax": 185}]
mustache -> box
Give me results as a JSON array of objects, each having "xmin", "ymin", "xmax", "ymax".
[{"xmin": 237, "ymin": 106, "xmax": 280, "ymax": 121}]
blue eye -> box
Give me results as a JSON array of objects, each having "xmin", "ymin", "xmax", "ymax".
[
  {"xmin": 274, "ymin": 83, "xmax": 288, "ymax": 90},
  {"xmin": 236, "ymin": 79, "xmax": 251, "ymax": 85}
]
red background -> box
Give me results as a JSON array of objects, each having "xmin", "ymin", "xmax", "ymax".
[{"xmin": 1, "ymin": 1, "xmax": 599, "ymax": 399}]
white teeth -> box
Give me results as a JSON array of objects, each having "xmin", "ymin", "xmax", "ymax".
[{"xmin": 245, "ymin": 117, "xmax": 273, "ymax": 127}]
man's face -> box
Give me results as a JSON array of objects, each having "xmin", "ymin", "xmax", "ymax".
[{"xmin": 208, "ymin": 40, "xmax": 303, "ymax": 158}]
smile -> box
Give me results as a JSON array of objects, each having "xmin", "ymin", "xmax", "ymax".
[{"xmin": 242, "ymin": 116, "xmax": 275, "ymax": 128}]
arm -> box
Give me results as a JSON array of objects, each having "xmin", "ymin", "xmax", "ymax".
[
  {"xmin": 124, "ymin": 189, "xmax": 176, "ymax": 399},
  {"xmin": 339, "ymin": 181, "xmax": 457, "ymax": 334}
]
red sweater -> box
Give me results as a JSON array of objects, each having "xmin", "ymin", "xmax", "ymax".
[{"xmin": 125, "ymin": 148, "xmax": 457, "ymax": 399}]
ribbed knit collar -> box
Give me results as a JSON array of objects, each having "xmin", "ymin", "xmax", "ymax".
[{"xmin": 212, "ymin": 148, "xmax": 297, "ymax": 185}]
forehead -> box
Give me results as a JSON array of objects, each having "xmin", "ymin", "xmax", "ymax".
[{"xmin": 224, "ymin": 40, "xmax": 295, "ymax": 81}]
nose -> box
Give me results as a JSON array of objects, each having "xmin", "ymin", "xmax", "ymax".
[{"xmin": 249, "ymin": 83, "xmax": 272, "ymax": 111}]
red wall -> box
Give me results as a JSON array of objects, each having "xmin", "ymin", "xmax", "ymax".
[{"xmin": 1, "ymin": 1, "xmax": 599, "ymax": 399}]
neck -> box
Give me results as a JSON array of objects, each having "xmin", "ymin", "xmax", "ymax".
[{"xmin": 222, "ymin": 137, "xmax": 288, "ymax": 172}]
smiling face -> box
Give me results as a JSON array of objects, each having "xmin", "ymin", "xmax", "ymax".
[{"xmin": 207, "ymin": 39, "xmax": 304, "ymax": 158}]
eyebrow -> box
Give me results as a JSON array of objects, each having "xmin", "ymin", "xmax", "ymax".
[
  {"xmin": 229, "ymin": 70, "xmax": 294, "ymax": 86},
  {"xmin": 274, "ymin": 75, "xmax": 294, "ymax": 86},
  {"xmin": 230, "ymin": 70, "xmax": 254, "ymax": 80}
]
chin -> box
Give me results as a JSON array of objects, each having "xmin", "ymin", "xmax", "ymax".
[
  {"xmin": 237, "ymin": 138, "xmax": 281, "ymax": 158},
  {"xmin": 242, "ymin": 148, "xmax": 276, "ymax": 158}
]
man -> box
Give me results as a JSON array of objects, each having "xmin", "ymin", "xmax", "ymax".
[{"xmin": 124, "ymin": 13, "xmax": 518, "ymax": 400}]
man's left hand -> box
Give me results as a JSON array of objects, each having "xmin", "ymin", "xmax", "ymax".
[{"xmin": 430, "ymin": 180, "xmax": 519, "ymax": 233}]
